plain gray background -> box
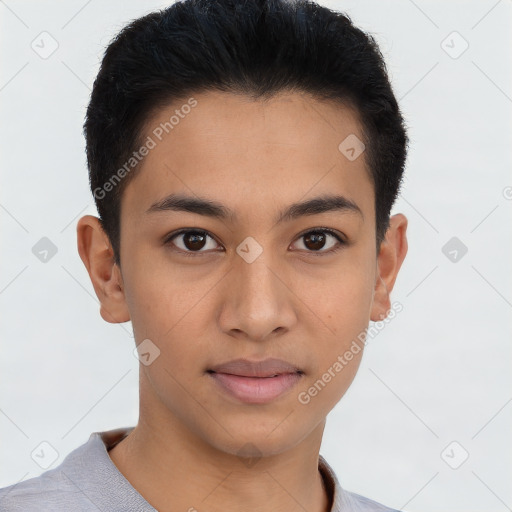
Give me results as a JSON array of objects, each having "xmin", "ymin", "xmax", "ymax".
[{"xmin": 1, "ymin": 1, "xmax": 511, "ymax": 511}]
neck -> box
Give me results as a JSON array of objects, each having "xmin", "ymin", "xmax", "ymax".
[{"xmin": 108, "ymin": 379, "xmax": 331, "ymax": 512}]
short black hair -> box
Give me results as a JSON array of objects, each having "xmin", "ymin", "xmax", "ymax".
[{"xmin": 84, "ymin": 0, "xmax": 408, "ymax": 266}]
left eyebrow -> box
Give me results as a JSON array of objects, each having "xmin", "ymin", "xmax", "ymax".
[{"xmin": 145, "ymin": 193, "xmax": 364, "ymax": 224}]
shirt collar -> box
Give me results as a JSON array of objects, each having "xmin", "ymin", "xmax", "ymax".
[{"xmin": 92, "ymin": 426, "xmax": 348, "ymax": 512}]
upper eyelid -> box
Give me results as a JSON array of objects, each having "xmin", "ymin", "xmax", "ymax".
[
  {"xmin": 294, "ymin": 227, "xmax": 345, "ymax": 242},
  {"xmin": 164, "ymin": 229, "xmax": 222, "ymax": 252},
  {"xmin": 165, "ymin": 227, "xmax": 345, "ymax": 251},
  {"xmin": 164, "ymin": 229, "xmax": 218, "ymax": 245}
]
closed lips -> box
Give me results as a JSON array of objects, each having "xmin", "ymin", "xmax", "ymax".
[{"xmin": 207, "ymin": 358, "xmax": 304, "ymax": 378}]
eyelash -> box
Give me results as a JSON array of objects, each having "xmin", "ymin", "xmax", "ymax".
[{"xmin": 163, "ymin": 228, "xmax": 346, "ymax": 257}]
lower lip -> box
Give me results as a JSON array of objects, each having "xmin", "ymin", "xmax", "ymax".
[{"xmin": 208, "ymin": 372, "xmax": 302, "ymax": 404}]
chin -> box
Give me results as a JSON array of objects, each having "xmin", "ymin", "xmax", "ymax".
[{"xmin": 195, "ymin": 416, "xmax": 311, "ymax": 460}]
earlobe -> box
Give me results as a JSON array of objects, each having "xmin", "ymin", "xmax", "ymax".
[
  {"xmin": 76, "ymin": 215, "xmax": 131, "ymax": 324},
  {"xmin": 370, "ymin": 213, "xmax": 408, "ymax": 322}
]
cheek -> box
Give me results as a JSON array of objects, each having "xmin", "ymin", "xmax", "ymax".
[
  {"xmin": 296, "ymin": 250, "xmax": 374, "ymax": 400},
  {"xmin": 298, "ymin": 255, "xmax": 375, "ymax": 339},
  {"xmin": 128, "ymin": 283, "xmax": 208, "ymax": 359},
  {"xmin": 122, "ymin": 246, "xmax": 212, "ymax": 339},
  {"xmin": 296, "ymin": 274, "xmax": 370, "ymax": 413}
]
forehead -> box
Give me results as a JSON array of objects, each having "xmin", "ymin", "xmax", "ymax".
[{"xmin": 121, "ymin": 90, "xmax": 373, "ymax": 225}]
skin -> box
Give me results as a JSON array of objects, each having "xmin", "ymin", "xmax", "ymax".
[{"xmin": 77, "ymin": 90, "xmax": 407, "ymax": 512}]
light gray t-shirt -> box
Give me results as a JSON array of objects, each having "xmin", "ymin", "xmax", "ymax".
[{"xmin": 0, "ymin": 427, "xmax": 403, "ymax": 511}]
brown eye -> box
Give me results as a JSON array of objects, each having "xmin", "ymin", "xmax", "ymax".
[
  {"xmin": 303, "ymin": 231, "xmax": 327, "ymax": 251},
  {"xmin": 182, "ymin": 232, "xmax": 207, "ymax": 250},
  {"xmin": 291, "ymin": 229, "xmax": 345, "ymax": 254},
  {"xmin": 165, "ymin": 230, "xmax": 221, "ymax": 253}
]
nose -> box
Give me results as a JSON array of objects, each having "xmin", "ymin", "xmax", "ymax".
[{"xmin": 218, "ymin": 253, "xmax": 298, "ymax": 343}]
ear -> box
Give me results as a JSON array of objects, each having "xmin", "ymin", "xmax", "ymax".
[
  {"xmin": 370, "ymin": 213, "xmax": 408, "ymax": 321},
  {"xmin": 76, "ymin": 215, "xmax": 130, "ymax": 324}
]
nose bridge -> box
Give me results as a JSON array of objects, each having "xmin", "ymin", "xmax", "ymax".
[
  {"xmin": 220, "ymin": 247, "xmax": 296, "ymax": 340},
  {"xmin": 236, "ymin": 251, "xmax": 282, "ymax": 313}
]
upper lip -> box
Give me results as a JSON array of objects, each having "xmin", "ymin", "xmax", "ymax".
[{"xmin": 208, "ymin": 358, "xmax": 303, "ymax": 378}]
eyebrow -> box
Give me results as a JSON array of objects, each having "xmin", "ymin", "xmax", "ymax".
[{"xmin": 146, "ymin": 193, "xmax": 364, "ymax": 224}]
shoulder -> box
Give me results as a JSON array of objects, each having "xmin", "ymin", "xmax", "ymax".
[
  {"xmin": 318, "ymin": 454, "xmax": 404, "ymax": 512},
  {"xmin": 0, "ymin": 428, "xmax": 144, "ymax": 512},
  {"xmin": 341, "ymin": 489, "xmax": 405, "ymax": 512},
  {"xmin": 0, "ymin": 465, "xmax": 91, "ymax": 511}
]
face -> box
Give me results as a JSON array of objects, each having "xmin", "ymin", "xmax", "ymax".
[{"xmin": 78, "ymin": 90, "xmax": 407, "ymax": 458}]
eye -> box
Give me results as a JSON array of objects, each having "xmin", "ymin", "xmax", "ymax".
[
  {"xmin": 164, "ymin": 229, "xmax": 222, "ymax": 255},
  {"xmin": 291, "ymin": 228, "xmax": 346, "ymax": 255},
  {"xmin": 164, "ymin": 227, "xmax": 346, "ymax": 257}
]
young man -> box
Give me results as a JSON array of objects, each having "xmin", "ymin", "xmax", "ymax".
[{"xmin": 0, "ymin": 0, "xmax": 408, "ymax": 510}]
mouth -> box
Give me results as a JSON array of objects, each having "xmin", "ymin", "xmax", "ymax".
[
  {"xmin": 206, "ymin": 358, "xmax": 304, "ymax": 404},
  {"xmin": 207, "ymin": 357, "xmax": 304, "ymax": 378}
]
